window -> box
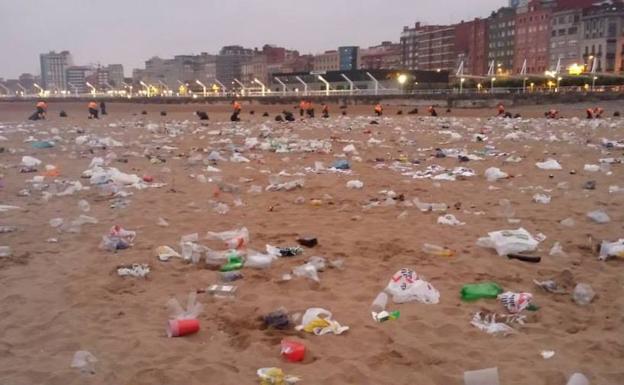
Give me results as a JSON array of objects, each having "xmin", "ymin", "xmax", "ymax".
[{"xmin": 568, "ymin": 27, "xmax": 577, "ymax": 34}]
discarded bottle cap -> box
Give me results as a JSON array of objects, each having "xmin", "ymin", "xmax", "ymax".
[
  {"xmin": 280, "ymin": 339, "xmax": 305, "ymax": 362},
  {"xmin": 167, "ymin": 318, "xmax": 199, "ymax": 338}
]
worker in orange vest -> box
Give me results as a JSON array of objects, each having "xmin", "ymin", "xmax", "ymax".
[
  {"xmin": 497, "ymin": 103, "xmax": 505, "ymax": 116},
  {"xmin": 305, "ymin": 100, "xmax": 315, "ymax": 118},
  {"xmin": 35, "ymin": 100, "xmax": 48, "ymax": 119},
  {"xmin": 299, "ymin": 100, "xmax": 306, "ymax": 117},
  {"xmin": 427, "ymin": 105, "xmax": 438, "ymax": 117},
  {"xmin": 88, "ymin": 101, "xmax": 99, "ymax": 119},
  {"xmin": 231, "ymin": 100, "xmax": 242, "ymax": 121},
  {"xmin": 593, "ymin": 107, "xmax": 604, "ymax": 118},
  {"xmin": 374, "ymin": 103, "xmax": 383, "ymax": 116}
]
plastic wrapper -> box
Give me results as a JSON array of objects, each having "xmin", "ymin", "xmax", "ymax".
[
  {"xmin": 476, "ymin": 228, "xmax": 539, "ymax": 256},
  {"xmin": 206, "ymin": 227, "xmax": 249, "ymax": 250}
]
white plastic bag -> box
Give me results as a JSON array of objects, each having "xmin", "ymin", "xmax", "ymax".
[
  {"xmin": 385, "ymin": 268, "xmax": 440, "ymax": 304},
  {"xmin": 599, "ymin": 239, "xmax": 624, "ymax": 261},
  {"xmin": 484, "ymin": 167, "xmax": 508, "ymax": 182},
  {"xmin": 477, "ymin": 228, "xmax": 539, "ymax": 256},
  {"xmin": 535, "ymin": 159, "xmax": 562, "ymax": 170},
  {"xmin": 437, "ymin": 214, "xmax": 465, "ymax": 226},
  {"xmin": 71, "ymin": 350, "xmax": 97, "ymax": 375},
  {"xmin": 587, "ymin": 210, "xmax": 610, "ymax": 224},
  {"xmin": 206, "ymin": 227, "xmax": 249, "ymax": 249}
]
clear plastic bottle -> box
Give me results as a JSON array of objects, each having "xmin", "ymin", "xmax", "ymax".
[{"xmin": 371, "ymin": 292, "xmax": 388, "ymax": 313}]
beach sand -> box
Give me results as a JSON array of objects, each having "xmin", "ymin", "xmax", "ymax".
[{"xmin": 0, "ymin": 101, "xmax": 622, "ymax": 385}]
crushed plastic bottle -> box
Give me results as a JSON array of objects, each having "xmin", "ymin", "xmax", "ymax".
[{"xmin": 586, "ymin": 210, "xmax": 610, "ymax": 224}]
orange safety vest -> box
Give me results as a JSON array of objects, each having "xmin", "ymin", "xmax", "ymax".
[
  {"xmin": 36, "ymin": 101, "xmax": 46, "ymax": 109},
  {"xmin": 88, "ymin": 102, "xmax": 97, "ymax": 109},
  {"xmin": 498, "ymin": 104, "xmax": 505, "ymax": 113},
  {"xmin": 233, "ymin": 101, "xmax": 242, "ymax": 111},
  {"xmin": 374, "ymin": 104, "xmax": 382, "ymax": 112},
  {"xmin": 299, "ymin": 101, "xmax": 306, "ymax": 109}
]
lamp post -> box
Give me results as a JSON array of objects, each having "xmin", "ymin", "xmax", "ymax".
[
  {"xmin": 459, "ymin": 77, "xmax": 465, "ymax": 94},
  {"xmin": 556, "ymin": 76, "xmax": 562, "ymax": 93},
  {"xmin": 214, "ymin": 79, "xmax": 226, "ymax": 96},
  {"xmin": 295, "ymin": 76, "xmax": 308, "ymax": 96},
  {"xmin": 139, "ymin": 81, "xmax": 150, "ymax": 97},
  {"xmin": 592, "ymin": 76, "xmax": 598, "ymax": 92},
  {"xmin": 366, "ymin": 72, "xmax": 379, "ymax": 95},
  {"xmin": 0, "ymin": 83, "xmax": 9, "ymax": 96},
  {"xmin": 85, "ymin": 82, "xmax": 96, "ymax": 97},
  {"xmin": 274, "ymin": 77, "xmax": 287, "ymax": 96},
  {"xmin": 490, "ymin": 77, "xmax": 496, "ymax": 93},
  {"xmin": 253, "ymin": 78, "xmax": 266, "ymax": 96},
  {"xmin": 195, "ymin": 80, "xmax": 207, "ymax": 97},
  {"xmin": 318, "ymin": 75, "xmax": 330, "ymax": 96},
  {"xmin": 33, "ymin": 83, "xmax": 45, "ymax": 96},
  {"xmin": 233, "ymin": 78, "xmax": 246, "ymax": 96},
  {"xmin": 397, "ymin": 74, "xmax": 407, "ymax": 94},
  {"xmin": 341, "ymin": 73, "xmax": 355, "ymax": 95}
]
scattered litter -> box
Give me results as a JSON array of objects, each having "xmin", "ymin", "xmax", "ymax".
[{"xmin": 117, "ymin": 264, "xmax": 150, "ymax": 278}]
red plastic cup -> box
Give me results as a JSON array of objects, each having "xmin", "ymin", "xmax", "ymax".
[
  {"xmin": 167, "ymin": 318, "xmax": 199, "ymax": 338},
  {"xmin": 143, "ymin": 175, "xmax": 154, "ymax": 182},
  {"xmin": 281, "ymin": 339, "xmax": 305, "ymax": 362}
]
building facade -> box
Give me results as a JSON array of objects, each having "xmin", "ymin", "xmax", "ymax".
[
  {"xmin": 550, "ymin": 7, "xmax": 584, "ymax": 71},
  {"xmin": 455, "ymin": 19, "xmax": 489, "ymax": 75},
  {"xmin": 400, "ymin": 23, "xmax": 421, "ymax": 70},
  {"xmin": 580, "ymin": 2, "xmax": 624, "ymax": 73},
  {"xmin": 514, "ymin": 0, "xmax": 554, "ymax": 74},
  {"xmin": 338, "ymin": 46, "xmax": 360, "ymax": 70},
  {"xmin": 216, "ymin": 45, "xmax": 254, "ymax": 88},
  {"xmin": 417, "ymin": 25, "xmax": 457, "ymax": 71},
  {"xmin": 40, "ymin": 50, "xmax": 73, "ymax": 90},
  {"xmin": 487, "ymin": 7, "xmax": 516, "ymax": 75},
  {"xmin": 105, "ymin": 64, "xmax": 124, "ymax": 87},
  {"xmin": 65, "ymin": 66, "xmax": 91, "ymax": 94},
  {"xmin": 313, "ymin": 50, "xmax": 339, "ymax": 72},
  {"xmin": 135, "ymin": 53, "xmax": 216, "ymax": 90},
  {"xmin": 360, "ymin": 41, "xmax": 402, "ymax": 70}
]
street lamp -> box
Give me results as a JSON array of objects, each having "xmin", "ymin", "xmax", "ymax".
[
  {"xmin": 556, "ymin": 76, "xmax": 562, "ymax": 92},
  {"xmin": 85, "ymin": 82, "xmax": 96, "ymax": 97},
  {"xmin": 139, "ymin": 81, "xmax": 150, "ymax": 97},
  {"xmin": 459, "ymin": 77, "xmax": 465, "ymax": 94},
  {"xmin": 253, "ymin": 78, "xmax": 266, "ymax": 96},
  {"xmin": 477, "ymin": 83, "xmax": 482, "ymax": 93},
  {"xmin": 33, "ymin": 83, "xmax": 44, "ymax": 96},
  {"xmin": 233, "ymin": 78, "xmax": 246, "ymax": 96},
  {"xmin": 592, "ymin": 76, "xmax": 598, "ymax": 92},
  {"xmin": 318, "ymin": 75, "xmax": 330, "ymax": 96},
  {"xmin": 490, "ymin": 77, "xmax": 496, "ymax": 93},
  {"xmin": 195, "ymin": 80, "xmax": 207, "ymax": 97}
]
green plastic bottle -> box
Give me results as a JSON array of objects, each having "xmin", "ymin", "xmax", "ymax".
[
  {"xmin": 460, "ymin": 282, "xmax": 503, "ymax": 301},
  {"xmin": 220, "ymin": 253, "xmax": 244, "ymax": 272}
]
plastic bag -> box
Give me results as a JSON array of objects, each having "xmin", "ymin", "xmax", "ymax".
[
  {"xmin": 497, "ymin": 292, "xmax": 533, "ymax": 313},
  {"xmin": 535, "ymin": 159, "xmax": 562, "ymax": 170},
  {"xmin": 71, "ymin": 350, "xmax": 97, "ymax": 375},
  {"xmin": 292, "ymin": 263, "xmax": 319, "ymax": 282},
  {"xmin": 206, "ymin": 227, "xmax": 249, "ymax": 249},
  {"xmin": 476, "ymin": 228, "xmax": 539, "ymax": 256},
  {"xmin": 100, "ymin": 225, "xmax": 136, "ymax": 251},
  {"xmin": 532, "ymin": 193, "xmax": 551, "ymax": 204},
  {"xmin": 572, "ymin": 283, "xmax": 595, "ymax": 305},
  {"xmin": 385, "ymin": 268, "xmax": 440, "ymax": 304},
  {"xmin": 587, "ymin": 210, "xmax": 610, "ymax": 224},
  {"xmin": 470, "ymin": 312, "xmax": 515, "ymax": 336},
  {"xmin": 599, "ymin": 239, "xmax": 624, "ymax": 261},
  {"xmin": 245, "ymin": 252, "xmax": 276, "ymax": 269},
  {"xmin": 346, "ymin": 180, "xmax": 364, "ymax": 189},
  {"xmin": 437, "ymin": 214, "xmax": 465, "ymax": 226},
  {"xmin": 484, "ymin": 167, "xmax": 508, "ymax": 182},
  {"xmin": 295, "ymin": 308, "xmax": 349, "ymax": 335}
]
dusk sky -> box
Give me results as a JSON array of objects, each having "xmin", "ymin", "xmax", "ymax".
[{"xmin": 0, "ymin": 0, "xmax": 504, "ymax": 78}]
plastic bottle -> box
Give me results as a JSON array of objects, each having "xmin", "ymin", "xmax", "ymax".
[
  {"xmin": 460, "ymin": 282, "xmax": 503, "ymax": 301},
  {"xmin": 371, "ymin": 292, "xmax": 388, "ymax": 313},
  {"xmin": 422, "ymin": 243, "xmax": 455, "ymax": 257}
]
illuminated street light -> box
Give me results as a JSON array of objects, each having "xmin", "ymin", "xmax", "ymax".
[
  {"xmin": 592, "ymin": 76, "xmax": 598, "ymax": 92},
  {"xmin": 139, "ymin": 81, "xmax": 150, "ymax": 97},
  {"xmin": 490, "ymin": 77, "xmax": 496, "ymax": 93},
  {"xmin": 195, "ymin": 79, "xmax": 207, "ymax": 97},
  {"xmin": 253, "ymin": 78, "xmax": 266, "ymax": 96},
  {"xmin": 459, "ymin": 77, "xmax": 465, "ymax": 94},
  {"xmin": 274, "ymin": 77, "xmax": 287, "ymax": 96},
  {"xmin": 33, "ymin": 83, "xmax": 45, "ymax": 96},
  {"xmin": 85, "ymin": 82, "xmax": 96, "ymax": 96},
  {"xmin": 318, "ymin": 75, "xmax": 330, "ymax": 96},
  {"xmin": 397, "ymin": 74, "xmax": 408, "ymax": 85}
]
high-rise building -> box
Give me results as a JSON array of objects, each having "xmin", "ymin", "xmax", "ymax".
[
  {"xmin": 105, "ymin": 64, "xmax": 124, "ymax": 87},
  {"xmin": 401, "ymin": 23, "xmax": 457, "ymax": 72},
  {"xmin": 487, "ymin": 7, "xmax": 517, "ymax": 75},
  {"xmin": 313, "ymin": 50, "xmax": 340, "ymax": 72},
  {"xmin": 40, "ymin": 51, "xmax": 73, "ymax": 91},
  {"xmin": 514, "ymin": 0, "xmax": 555, "ymax": 74},
  {"xmin": 455, "ymin": 19, "xmax": 489, "ymax": 75},
  {"xmin": 360, "ymin": 42, "xmax": 402, "ymax": 70},
  {"xmin": 550, "ymin": 5, "xmax": 586, "ymax": 71},
  {"xmin": 65, "ymin": 66, "xmax": 91, "ymax": 94},
  {"xmin": 216, "ymin": 45, "xmax": 254, "ymax": 87},
  {"xmin": 338, "ymin": 46, "xmax": 360, "ymax": 70},
  {"xmin": 580, "ymin": 1, "xmax": 624, "ymax": 73},
  {"xmin": 401, "ymin": 23, "xmax": 422, "ymax": 70}
]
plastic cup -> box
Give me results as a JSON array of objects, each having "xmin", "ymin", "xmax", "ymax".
[
  {"xmin": 167, "ymin": 318, "xmax": 200, "ymax": 338},
  {"xmin": 280, "ymin": 339, "xmax": 305, "ymax": 362}
]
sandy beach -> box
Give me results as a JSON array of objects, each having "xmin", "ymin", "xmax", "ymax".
[{"xmin": 0, "ymin": 100, "xmax": 623, "ymax": 385}]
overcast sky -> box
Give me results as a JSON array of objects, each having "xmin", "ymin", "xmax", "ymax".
[{"xmin": 0, "ymin": 0, "xmax": 504, "ymax": 79}]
